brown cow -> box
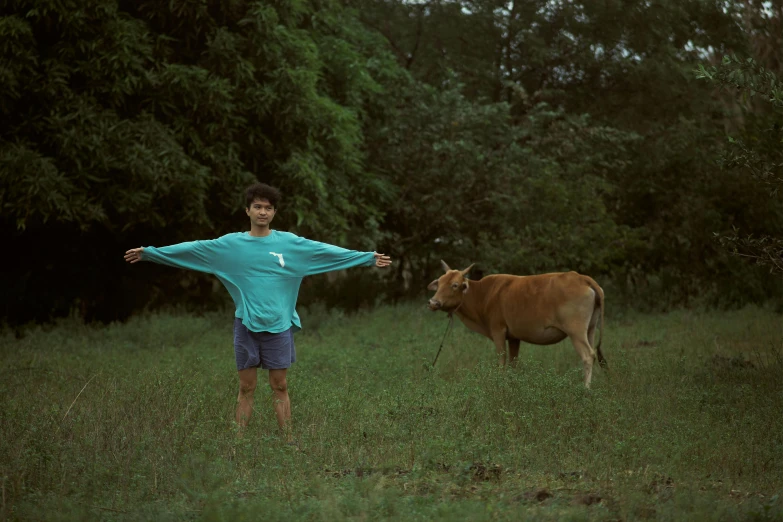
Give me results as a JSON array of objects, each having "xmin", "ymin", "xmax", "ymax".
[{"xmin": 427, "ymin": 260, "xmax": 606, "ymax": 388}]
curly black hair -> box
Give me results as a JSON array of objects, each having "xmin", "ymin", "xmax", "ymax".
[{"xmin": 245, "ymin": 183, "xmax": 281, "ymax": 209}]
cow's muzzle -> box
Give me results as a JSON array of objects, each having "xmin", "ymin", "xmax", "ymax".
[{"xmin": 428, "ymin": 299, "xmax": 442, "ymax": 311}]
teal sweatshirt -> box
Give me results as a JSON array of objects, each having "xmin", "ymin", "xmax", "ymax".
[{"xmin": 141, "ymin": 231, "xmax": 376, "ymax": 333}]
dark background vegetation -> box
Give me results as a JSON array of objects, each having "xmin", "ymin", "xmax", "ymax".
[{"xmin": 1, "ymin": 0, "xmax": 782, "ymax": 326}]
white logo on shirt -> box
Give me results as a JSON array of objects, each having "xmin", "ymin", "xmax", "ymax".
[{"xmin": 269, "ymin": 252, "xmax": 285, "ymax": 267}]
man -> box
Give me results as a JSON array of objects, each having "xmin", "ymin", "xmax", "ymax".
[{"xmin": 124, "ymin": 183, "xmax": 391, "ymax": 441}]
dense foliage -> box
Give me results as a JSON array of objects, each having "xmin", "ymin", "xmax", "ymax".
[
  {"xmin": 698, "ymin": 55, "xmax": 783, "ymax": 274},
  {"xmin": 0, "ymin": 0, "xmax": 399, "ymax": 321},
  {"xmin": 1, "ymin": 0, "xmax": 781, "ymax": 324}
]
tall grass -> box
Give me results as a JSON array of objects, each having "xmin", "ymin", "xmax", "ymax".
[{"xmin": 1, "ymin": 304, "xmax": 781, "ymax": 521}]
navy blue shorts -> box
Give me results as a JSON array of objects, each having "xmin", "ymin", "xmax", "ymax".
[{"xmin": 233, "ymin": 318, "xmax": 296, "ymax": 371}]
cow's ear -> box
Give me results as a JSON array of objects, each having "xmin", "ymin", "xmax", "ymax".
[
  {"xmin": 427, "ymin": 279, "xmax": 439, "ymax": 291},
  {"xmin": 461, "ymin": 281, "xmax": 469, "ymax": 294}
]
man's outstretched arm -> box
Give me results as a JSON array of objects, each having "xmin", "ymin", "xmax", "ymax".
[
  {"xmin": 124, "ymin": 239, "xmax": 221, "ymax": 274},
  {"xmin": 295, "ymin": 237, "xmax": 391, "ymax": 276}
]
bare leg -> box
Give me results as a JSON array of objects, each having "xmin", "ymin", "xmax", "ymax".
[
  {"xmin": 508, "ymin": 339, "xmax": 521, "ymax": 367},
  {"xmin": 236, "ymin": 367, "xmax": 258, "ymax": 429},
  {"xmin": 269, "ymin": 369, "xmax": 292, "ymax": 442}
]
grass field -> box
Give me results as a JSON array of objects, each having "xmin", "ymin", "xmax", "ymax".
[{"xmin": 1, "ymin": 303, "xmax": 782, "ymax": 521}]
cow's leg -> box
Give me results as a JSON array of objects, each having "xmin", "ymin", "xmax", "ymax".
[
  {"xmin": 508, "ymin": 338, "xmax": 521, "ymax": 367},
  {"xmin": 562, "ymin": 296, "xmax": 597, "ymax": 387},
  {"xmin": 569, "ymin": 334, "xmax": 596, "ymax": 388},
  {"xmin": 491, "ymin": 329, "xmax": 508, "ymax": 367}
]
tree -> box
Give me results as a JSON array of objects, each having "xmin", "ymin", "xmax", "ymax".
[
  {"xmin": 356, "ymin": 0, "xmax": 781, "ymax": 307},
  {"xmin": 697, "ymin": 55, "xmax": 783, "ymax": 274},
  {"xmin": 0, "ymin": 0, "xmax": 403, "ymax": 323},
  {"xmin": 365, "ymin": 74, "xmax": 636, "ymax": 292}
]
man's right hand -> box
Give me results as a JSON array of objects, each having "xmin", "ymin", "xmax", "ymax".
[{"xmin": 124, "ymin": 247, "xmax": 144, "ymax": 264}]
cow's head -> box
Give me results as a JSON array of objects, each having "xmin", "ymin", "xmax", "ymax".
[{"xmin": 427, "ymin": 260, "xmax": 475, "ymax": 312}]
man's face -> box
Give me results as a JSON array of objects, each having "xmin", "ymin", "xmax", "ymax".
[{"xmin": 246, "ymin": 198, "xmax": 276, "ymax": 227}]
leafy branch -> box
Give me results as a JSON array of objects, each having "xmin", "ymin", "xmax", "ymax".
[
  {"xmin": 698, "ymin": 55, "xmax": 783, "ymax": 273},
  {"xmin": 716, "ymin": 231, "xmax": 783, "ymax": 274},
  {"xmin": 696, "ymin": 55, "xmax": 783, "ymax": 109}
]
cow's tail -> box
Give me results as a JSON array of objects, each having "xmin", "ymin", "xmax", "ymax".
[{"xmin": 588, "ymin": 279, "xmax": 607, "ymax": 369}]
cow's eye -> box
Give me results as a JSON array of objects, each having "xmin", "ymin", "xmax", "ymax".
[{"xmin": 451, "ymin": 283, "xmax": 459, "ymax": 290}]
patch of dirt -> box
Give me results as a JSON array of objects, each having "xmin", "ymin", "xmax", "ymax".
[
  {"xmin": 635, "ymin": 340, "xmax": 658, "ymax": 348},
  {"xmin": 468, "ymin": 462, "xmax": 503, "ymax": 482},
  {"xmin": 710, "ymin": 355, "xmax": 755, "ymax": 370},
  {"xmin": 647, "ymin": 475, "xmax": 675, "ymax": 494},
  {"xmin": 572, "ymin": 493, "xmax": 602, "ymax": 506},
  {"xmin": 517, "ymin": 488, "xmax": 552, "ymax": 503},
  {"xmin": 324, "ymin": 468, "xmax": 360, "ymax": 478},
  {"xmin": 428, "ymin": 462, "xmax": 451, "ymax": 473},
  {"xmin": 324, "ymin": 461, "xmax": 503, "ymax": 484},
  {"xmin": 411, "ymin": 406, "xmax": 438, "ymax": 418},
  {"xmin": 323, "ymin": 467, "xmax": 410, "ymax": 479},
  {"xmin": 622, "ymin": 339, "xmax": 659, "ymax": 349},
  {"xmin": 633, "ymin": 506, "xmax": 657, "ymax": 519}
]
